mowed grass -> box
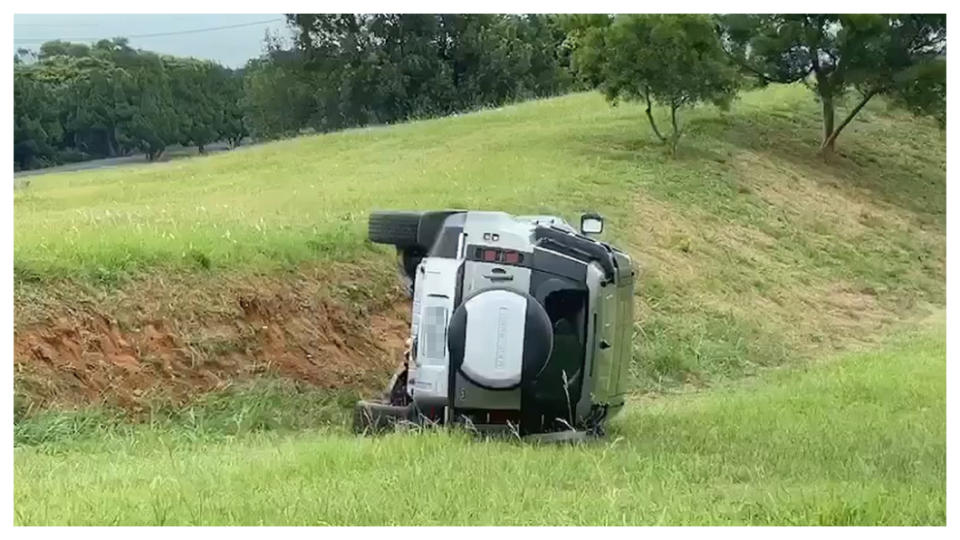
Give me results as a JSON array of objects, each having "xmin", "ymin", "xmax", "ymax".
[
  {"xmin": 14, "ymin": 321, "xmax": 944, "ymax": 525},
  {"xmin": 13, "ymin": 92, "xmax": 644, "ymax": 282},
  {"xmin": 14, "ymin": 85, "xmax": 943, "ymax": 285},
  {"xmin": 13, "ymin": 83, "xmax": 946, "ymax": 394},
  {"xmin": 12, "ymin": 78, "xmax": 946, "ymax": 527}
]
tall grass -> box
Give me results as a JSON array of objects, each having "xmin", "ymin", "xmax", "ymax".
[
  {"xmin": 14, "ymin": 380, "xmax": 359, "ymax": 447},
  {"xmin": 14, "ymin": 321, "xmax": 945, "ymax": 525}
]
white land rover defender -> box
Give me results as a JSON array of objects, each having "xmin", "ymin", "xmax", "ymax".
[{"xmin": 356, "ymin": 210, "xmax": 635, "ymax": 437}]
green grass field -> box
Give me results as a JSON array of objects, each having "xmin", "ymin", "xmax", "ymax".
[
  {"xmin": 14, "ymin": 84, "xmax": 946, "ymax": 391},
  {"xmin": 13, "ymin": 85, "xmax": 944, "ymax": 284},
  {"xmin": 14, "ymin": 320, "xmax": 945, "ymax": 525},
  {"xmin": 13, "ymin": 84, "xmax": 946, "ymax": 525}
]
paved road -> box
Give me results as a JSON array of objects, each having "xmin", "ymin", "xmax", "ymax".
[{"xmin": 14, "ymin": 142, "xmax": 241, "ymax": 179}]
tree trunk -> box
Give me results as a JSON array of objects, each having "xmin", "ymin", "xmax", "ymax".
[
  {"xmin": 819, "ymin": 92, "xmax": 836, "ymax": 155},
  {"xmin": 198, "ymin": 143, "xmax": 206, "ymax": 154},
  {"xmin": 105, "ymin": 130, "xmax": 117, "ymax": 158},
  {"xmin": 669, "ymin": 103, "xmax": 682, "ymax": 155},
  {"xmin": 820, "ymin": 91, "xmax": 877, "ymax": 154},
  {"xmin": 112, "ymin": 126, "xmax": 121, "ymax": 157},
  {"xmin": 644, "ymin": 93, "xmax": 666, "ymax": 143}
]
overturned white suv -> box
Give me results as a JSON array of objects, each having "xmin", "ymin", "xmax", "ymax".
[{"xmin": 356, "ymin": 210, "xmax": 635, "ymax": 438}]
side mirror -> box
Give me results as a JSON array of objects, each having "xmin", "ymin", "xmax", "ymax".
[{"xmin": 580, "ymin": 213, "xmax": 604, "ymax": 235}]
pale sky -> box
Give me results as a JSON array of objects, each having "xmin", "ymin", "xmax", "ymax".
[{"xmin": 13, "ymin": 14, "xmax": 294, "ymax": 68}]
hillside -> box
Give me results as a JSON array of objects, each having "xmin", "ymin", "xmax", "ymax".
[
  {"xmin": 14, "ymin": 321, "xmax": 945, "ymax": 525},
  {"xmin": 13, "ymin": 84, "xmax": 946, "ymax": 412}
]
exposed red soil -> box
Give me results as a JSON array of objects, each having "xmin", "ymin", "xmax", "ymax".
[{"xmin": 14, "ymin": 265, "xmax": 410, "ymax": 411}]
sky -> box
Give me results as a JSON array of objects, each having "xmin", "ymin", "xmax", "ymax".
[{"xmin": 13, "ymin": 14, "xmax": 294, "ymax": 68}]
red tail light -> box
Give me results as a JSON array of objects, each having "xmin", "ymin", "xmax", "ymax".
[{"xmin": 476, "ymin": 248, "xmax": 523, "ymax": 265}]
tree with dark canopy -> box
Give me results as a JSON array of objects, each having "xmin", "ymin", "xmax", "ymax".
[
  {"xmin": 718, "ymin": 14, "xmax": 946, "ymax": 155},
  {"xmin": 568, "ymin": 14, "xmax": 741, "ymax": 153},
  {"xmin": 14, "ymin": 38, "xmax": 247, "ymax": 168},
  {"xmin": 240, "ymin": 14, "xmax": 571, "ymax": 139}
]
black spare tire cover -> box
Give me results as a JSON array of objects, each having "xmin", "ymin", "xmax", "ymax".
[{"xmin": 447, "ymin": 288, "xmax": 553, "ymax": 390}]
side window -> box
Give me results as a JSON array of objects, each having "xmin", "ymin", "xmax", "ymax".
[
  {"xmin": 544, "ymin": 290, "xmax": 586, "ymax": 330},
  {"xmin": 543, "ymin": 289, "xmax": 587, "ymax": 370}
]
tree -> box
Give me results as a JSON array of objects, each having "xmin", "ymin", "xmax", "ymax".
[
  {"xmin": 106, "ymin": 51, "xmax": 179, "ymax": 161},
  {"xmin": 14, "ymin": 20, "xmax": 576, "ymax": 171},
  {"xmin": 57, "ymin": 55, "xmax": 131, "ymax": 158},
  {"xmin": 38, "ymin": 40, "xmax": 91, "ymax": 60},
  {"xmin": 15, "ymin": 54, "xmax": 131, "ymax": 162},
  {"xmin": 515, "ymin": 15, "xmax": 573, "ymax": 97},
  {"xmin": 14, "ymin": 67, "xmax": 63, "ymax": 169},
  {"xmin": 718, "ymin": 14, "xmax": 946, "ymax": 155},
  {"xmin": 241, "ymin": 54, "xmax": 317, "ymax": 139},
  {"xmin": 166, "ymin": 57, "xmax": 221, "ymax": 153},
  {"xmin": 219, "ymin": 68, "xmax": 248, "ymax": 148},
  {"xmin": 570, "ymin": 14, "xmax": 741, "ymax": 153},
  {"xmin": 257, "ymin": 14, "xmax": 572, "ymax": 136},
  {"xmin": 14, "ymin": 38, "xmax": 245, "ymax": 170}
]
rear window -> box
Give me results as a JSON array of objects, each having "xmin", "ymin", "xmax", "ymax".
[{"xmin": 420, "ymin": 306, "xmax": 449, "ymax": 363}]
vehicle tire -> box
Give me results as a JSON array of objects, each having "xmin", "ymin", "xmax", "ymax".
[
  {"xmin": 353, "ymin": 400, "xmax": 413, "ymax": 434},
  {"xmin": 368, "ymin": 211, "xmax": 423, "ymax": 247}
]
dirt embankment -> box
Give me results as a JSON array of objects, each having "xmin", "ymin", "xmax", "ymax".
[{"xmin": 14, "ymin": 264, "xmax": 410, "ymax": 412}]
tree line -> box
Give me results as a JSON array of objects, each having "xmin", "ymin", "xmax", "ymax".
[
  {"xmin": 244, "ymin": 14, "xmax": 571, "ymax": 138},
  {"xmin": 13, "ymin": 14, "xmax": 946, "ymax": 170},
  {"xmin": 567, "ymin": 14, "xmax": 945, "ymax": 154},
  {"xmin": 15, "ymin": 38, "xmax": 246, "ymax": 170}
]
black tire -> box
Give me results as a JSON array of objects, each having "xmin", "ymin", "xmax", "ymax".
[
  {"xmin": 368, "ymin": 211, "xmax": 423, "ymax": 247},
  {"xmin": 353, "ymin": 400, "xmax": 414, "ymax": 434}
]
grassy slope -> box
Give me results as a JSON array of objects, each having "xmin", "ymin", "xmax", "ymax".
[
  {"xmin": 13, "ymin": 84, "xmax": 946, "ymax": 394},
  {"xmin": 14, "ymin": 319, "xmax": 945, "ymax": 525},
  {"xmin": 13, "ymin": 85, "xmax": 946, "ymax": 525},
  {"xmin": 13, "ymin": 85, "xmax": 944, "ymax": 285},
  {"xmin": 14, "ymin": 92, "xmax": 637, "ymax": 281}
]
